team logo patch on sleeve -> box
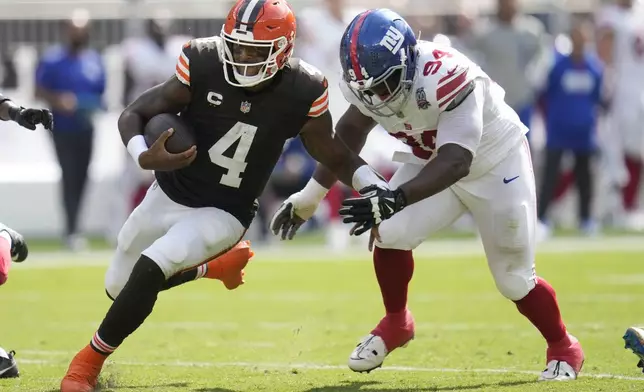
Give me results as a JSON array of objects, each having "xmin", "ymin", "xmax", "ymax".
[{"xmin": 415, "ymin": 87, "xmax": 430, "ymax": 110}]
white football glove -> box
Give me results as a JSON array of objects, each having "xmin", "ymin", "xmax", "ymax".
[{"xmin": 270, "ymin": 186, "xmax": 327, "ymax": 240}]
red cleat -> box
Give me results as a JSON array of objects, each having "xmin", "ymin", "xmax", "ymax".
[
  {"xmin": 204, "ymin": 240, "xmax": 254, "ymax": 290},
  {"xmin": 60, "ymin": 345, "xmax": 106, "ymax": 392}
]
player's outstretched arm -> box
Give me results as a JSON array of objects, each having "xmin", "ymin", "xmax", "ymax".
[
  {"xmin": 270, "ymin": 108, "xmax": 381, "ymax": 240},
  {"xmin": 397, "ymin": 83, "xmax": 481, "ymax": 205},
  {"xmin": 118, "ymin": 76, "xmax": 196, "ymax": 171},
  {"xmin": 398, "ymin": 144, "xmax": 472, "ymax": 205},
  {"xmin": 307, "ymin": 105, "xmax": 377, "ymax": 189},
  {"xmin": 0, "ymin": 93, "xmax": 53, "ymax": 131},
  {"xmin": 339, "ymin": 81, "xmax": 482, "ymax": 235},
  {"xmin": 0, "ymin": 94, "xmax": 17, "ymax": 121}
]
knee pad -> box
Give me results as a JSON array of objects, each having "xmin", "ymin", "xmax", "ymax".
[
  {"xmin": 376, "ymin": 220, "xmax": 420, "ymax": 251},
  {"xmin": 105, "ymin": 270, "xmax": 126, "ymax": 300},
  {"xmin": 494, "ymin": 271, "xmax": 537, "ymax": 301}
]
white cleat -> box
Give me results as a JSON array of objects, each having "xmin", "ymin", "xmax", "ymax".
[
  {"xmin": 348, "ymin": 334, "xmax": 388, "ymax": 373},
  {"xmin": 538, "ymin": 360, "xmax": 578, "ymax": 381}
]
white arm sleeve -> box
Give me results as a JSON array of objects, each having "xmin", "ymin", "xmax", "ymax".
[{"xmin": 435, "ymin": 80, "xmax": 484, "ymax": 157}]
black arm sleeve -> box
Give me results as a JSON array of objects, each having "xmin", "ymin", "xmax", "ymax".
[{"xmin": 0, "ymin": 92, "xmax": 10, "ymax": 104}]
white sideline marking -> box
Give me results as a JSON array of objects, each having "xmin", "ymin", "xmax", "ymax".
[
  {"xmin": 22, "ymin": 321, "xmax": 628, "ymax": 334},
  {"xmin": 12, "ymin": 236, "xmax": 644, "ymax": 269},
  {"xmin": 17, "ymin": 358, "xmax": 644, "ymax": 381}
]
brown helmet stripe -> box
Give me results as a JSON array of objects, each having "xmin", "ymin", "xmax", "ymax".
[{"xmin": 236, "ymin": 0, "xmax": 266, "ymax": 31}]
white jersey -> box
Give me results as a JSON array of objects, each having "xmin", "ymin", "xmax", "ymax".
[{"xmin": 341, "ymin": 40, "xmax": 527, "ymax": 179}]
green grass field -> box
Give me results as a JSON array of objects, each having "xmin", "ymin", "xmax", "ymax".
[{"xmin": 1, "ymin": 239, "xmax": 644, "ymax": 391}]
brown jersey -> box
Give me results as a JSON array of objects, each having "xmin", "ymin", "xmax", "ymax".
[{"xmin": 156, "ymin": 37, "xmax": 329, "ymax": 227}]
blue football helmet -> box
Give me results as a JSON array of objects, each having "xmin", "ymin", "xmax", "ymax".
[{"xmin": 339, "ymin": 9, "xmax": 418, "ymax": 117}]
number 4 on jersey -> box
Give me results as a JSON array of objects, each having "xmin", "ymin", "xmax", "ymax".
[{"xmin": 208, "ymin": 121, "xmax": 257, "ymax": 188}]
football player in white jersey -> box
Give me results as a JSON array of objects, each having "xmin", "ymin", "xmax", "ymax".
[
  {"xmin": 270, "ymin": 9, "xmax": 584, "ymax": 381},
  {"xmin": 597, "ymin": 0, "xmax": 644, "ymax": 225}
]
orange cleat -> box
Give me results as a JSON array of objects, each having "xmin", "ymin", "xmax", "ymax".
[
  {"xmin": 60, "ymin": 345, "xmax": 106, "ymax": 392},
  {"xmin": 204, "ymin": 240, "xmax": 254, "ymax": 290}
]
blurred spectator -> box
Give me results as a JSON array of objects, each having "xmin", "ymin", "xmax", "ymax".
[
  {"xmin": 433, "ymin": 10, "xmax": 480, "ymax": 62},
  {"xmin": 295, "ymin": 0, "xmax": 352, "ymax": 249},
  {"xmin": 297, "ymin": 0, "xmax": 347, "ymax": 84},
  {"xmin": 469, "ymin": 0, "xmax": 550, "ymax": 135},
  {"xmin": 35, "ymin": 10, "xmax": 105, "ymax": 250},
  {"xmin": 596, "ymin": 0, "xmax": 644, "ymax": 229},
  {"xmin": 0, "ymin": 50, "xmax": 17, "ymax": 89},
  {"xmin": 537, "ymin": 19, "xmax": 604, "ymax": 238}
]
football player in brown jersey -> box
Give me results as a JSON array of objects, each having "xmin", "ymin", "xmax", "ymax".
[{"xmin": 60, "ymin": 1, "xmax": 391, "ymax": 390}]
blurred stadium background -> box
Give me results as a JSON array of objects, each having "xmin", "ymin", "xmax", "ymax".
[{"xmin": 1, "ymin": 0, "xmax": 642, "ymax": 251}]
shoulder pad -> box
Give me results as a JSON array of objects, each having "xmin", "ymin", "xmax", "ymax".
[
  {"xmin": 175, "ymin": 37, "xmax": 223, "ymax": 88},
  {"xmin": 418, "ymin": 44, "xmax": 475, "ymax": 112},
  {"xmin": 191, "ymin": 36, "xmax": 223, "ymax": 56},
  {"xmin": 288, "ymin": 58, "xmax": 329, "ymax": 118}
]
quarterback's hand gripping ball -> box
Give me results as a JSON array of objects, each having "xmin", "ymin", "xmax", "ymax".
[{"xmin": 141, "ymin": 113, "xmax": 197, "ymax": 171}]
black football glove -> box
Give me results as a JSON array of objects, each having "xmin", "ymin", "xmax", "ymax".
[
  {"xmin": 9, "ymin": 106, "xmax": 54, "ymax": 131},
  {"xmin": 339, "ymin": 184, "xmax": 407, "ymax": 236}
]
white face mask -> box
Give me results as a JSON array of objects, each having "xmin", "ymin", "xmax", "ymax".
[{"xmin": 221, "ymin": 27, "xmax": 290, "ymax": 88}]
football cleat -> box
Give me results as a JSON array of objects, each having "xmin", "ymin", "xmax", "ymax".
[
  {"xmin": 0, "ymin": 348, "xmax": 19, "ymax": 379},
  {"xmin": 60, "ymin": 345, "xmax": 106, "ymax": 392},
  {"xmin": 348, "ymin": 310, "xmax": 415, "ymax": 373},
  {"xmin": 539, "ymin": 360, "xmax": 578, "ymax": 381},
  {"xmin": 349, "ymin": 334, "xmax": 389, "ymax": 373},
  {"xmin": 0, "ymin": 223, "xmax": 28, "ymax": 262},
  {"xmin": 623, "ymin": 326, "xmax": 644, "ymax": 373},
  {"xmin": 204, "ymin": 240, "xmax": 254, "ymax": 290},
  {"xmin": 539, "ymin": 334, "xmax": 584, "ymax": 381}
]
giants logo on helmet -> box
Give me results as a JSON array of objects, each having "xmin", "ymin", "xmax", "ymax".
[{"xmin": 379, "ymin": 26, "xmax": 404, "ymax": 54}]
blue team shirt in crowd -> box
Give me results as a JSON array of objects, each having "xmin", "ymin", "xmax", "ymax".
[
  {"xmin": 36, "ymin": 45, "xmax": 106, "ymax": 132},
  {"xmin": 542, "ymin": 53, "xmax": 603, "ymax": 152}
]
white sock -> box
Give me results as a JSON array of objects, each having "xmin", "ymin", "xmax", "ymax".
[{"xmin": 195, "ymin": 264, "xmax": 208, "ymax": 279}]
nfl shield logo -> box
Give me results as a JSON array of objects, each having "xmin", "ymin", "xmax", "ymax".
[
  {"xmin": 415, "ymin": 88, "xmax": 430, "ymax": 110},
  {"xmin": 240, "ymin": 101, "xmax": 251, "ymax": 113}
]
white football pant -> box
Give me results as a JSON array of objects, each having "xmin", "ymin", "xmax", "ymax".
[
  {"xmin": 376, "ymin": 137, "xmax": 537, "ymax": 301},
  {"xmin": 105, "ymin": 181, "xmax": 245, "ymax": 299}
]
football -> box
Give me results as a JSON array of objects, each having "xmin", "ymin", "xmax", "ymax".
[{"xmin": 143, "ymin": 113, "xmax": 196, "ymax": 154}]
